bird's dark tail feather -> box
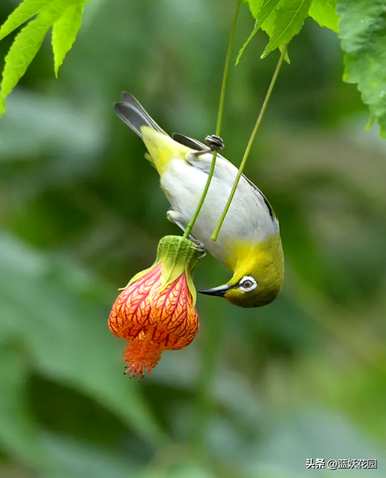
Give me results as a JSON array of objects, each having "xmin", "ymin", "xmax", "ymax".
[{"xmin": 114, "ymin": 92, "xmax": 167, "ymax": 138}]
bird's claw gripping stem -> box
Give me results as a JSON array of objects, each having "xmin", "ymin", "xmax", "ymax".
[
  {"xmin": 191, "ymin": 134, "xmax": 225, "ymax": 157},
  {"xmin": 167, "ymin": 210, "xmax": 206, "ymax": 254},
  {"xmin": 189, "ymin": 236, "xmax": 206, "ymax": 254}
]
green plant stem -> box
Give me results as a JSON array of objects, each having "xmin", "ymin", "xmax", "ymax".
[
  {"xmin": 182, "ymin": 0, "xmax": 241, "ymax": 240},
  {"xmin": 211, "ymin": 46, "xmax": 287, "ymax": 241}
]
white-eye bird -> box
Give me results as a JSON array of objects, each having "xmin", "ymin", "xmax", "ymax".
[{"xmin": 115, "ymin": 93, "xmax": 284, "ymax": 308}]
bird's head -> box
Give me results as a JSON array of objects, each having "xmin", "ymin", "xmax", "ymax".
[{"xmin": 199, "ymin": 235, "xmax": 284, "ymax": 308}]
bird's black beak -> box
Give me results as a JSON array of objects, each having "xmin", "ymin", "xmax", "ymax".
[{"xmin": 198, "ymin": 284, "xmax": 230, "ymax": 297}]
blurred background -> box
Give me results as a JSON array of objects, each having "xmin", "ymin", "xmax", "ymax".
[{"xmin": 1, "ymin": 1, "xmax": 386, "ymax": 477}]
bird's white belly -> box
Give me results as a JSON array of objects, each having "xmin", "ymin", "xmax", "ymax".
[{"xmin": 161, "ymin": 158, "xmax": 276, "ymax": 265}]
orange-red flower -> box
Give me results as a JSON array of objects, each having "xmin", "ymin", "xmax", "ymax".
[{"xmin": 108, "ymin": 235, "xmax": 203, "ymax": 377}]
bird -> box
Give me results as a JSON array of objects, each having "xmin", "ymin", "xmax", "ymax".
[{"xmin": 114, "ymin": 93, "xmax": 284, "ymax": 308}]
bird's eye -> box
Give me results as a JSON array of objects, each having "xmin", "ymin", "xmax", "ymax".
[{"xmin": 239, "ymin": 276, "xmax": 257, "ymax": 292}]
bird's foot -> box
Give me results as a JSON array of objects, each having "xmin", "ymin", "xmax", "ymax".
[
  {"xmin": 191, "ymin": 134, "xmax": 225, "ymax": 157},
  {"xmin": 189, "ymin": 236, "xmax": 206, "ymax": 254},
  {"xmin": 166, "ymin": 210, "xmax": 206, "ymax": 254},
  {"xmin": 204, "ymin": 134, "xmax": 225, "ymax": 151}
]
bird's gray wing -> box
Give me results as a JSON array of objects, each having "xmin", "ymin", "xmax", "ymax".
[
  {"xmin": 172, "ymin": 133, "xmax": 237, "ymax": 180},
  {"xmin": 185, "ymin": 151, "xmax": 240, "ymax": 185},
  {"xmin": 174, "ymin": 133, "xmax": 277, "ymax": 222},
  {"xmin": 242, "ymin": 174, "xmax": 276, "ymax": 221},
  {"xmin": 172, "ymin": 133, "xmax": 206, "ymax": 151}
]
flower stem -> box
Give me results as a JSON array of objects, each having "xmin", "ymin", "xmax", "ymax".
[
  {"xmin": 211, "ymin": 46, "xmax": 287, "ymax": 241},
  {"xmin": 182, "ymin": 0, "xmax": 241, "ymax": 240}
]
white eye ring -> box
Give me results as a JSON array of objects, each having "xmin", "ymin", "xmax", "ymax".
[{"xmin": 239, "ymin": 276, "xmax": 257, "ymax": 292}]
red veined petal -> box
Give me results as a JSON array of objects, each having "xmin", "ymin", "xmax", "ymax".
[
  {"xmin": 149, "ymin": 274, "xmax": 199, "ymax": 349},
  {"xmin": 108, "ymin": 264, "xmax": 162, "ymax": 338}
]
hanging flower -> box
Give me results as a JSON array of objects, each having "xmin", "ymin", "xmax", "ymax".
[{"xmin": 108, "ymin": 235, "xmax": 203, "ymax": 377}]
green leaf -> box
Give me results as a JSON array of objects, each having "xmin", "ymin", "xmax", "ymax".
[
  {"xmin": 309, "ymin": 0, "xmax": 339, "ymax": 32},
  {"xmin": 240, "ymin": 0, "xmax": 335, "ymax": 62},
  {"xmin": 244, "ymin": 0, "xmax": 263, "ymax": 18},
  {"xmin": 0, "ymin": 234, "xmax": 165, "ymax": 446},
  {"xmin": 337, "ymin": 0, "xmax": 386, "ymax": 137},
  {"xmin": 236, "ymin": 21, "xmax": 259, "ymax": 65},
  {"xmin": 39, "ymin": 433, "xmax": 135, "ymax": 478},
  {"xmin": 0, "ymin": 0, "xmax": 84, "ymax": 115},
  {"xmin": 0, "ymin": 15, "xmax": 52, "ymax": 114},
  {"xmin": 0, "ymin": 344, "xmax": 49, "ymax": 468},
  {"xmin": 0, "ymin": 0, "xmax": 50, "ymax": 40},
  {"xmin": 52, "ymin": 2, "xmax": 85, "ymax": 77},
  {"xmin": 261, "ymin": 0, "xmax": 312, "ymax": 58},
  {"xmin": 0, "ymin": 345, "xmax": 135, "ymax": 477},
  {"xmin": 237, "ymin": 0, "xmax": 281, "ymax": 64},
  {"xmin": 251, "ymin": 0, "xmax": 282, "ymax": 21}
]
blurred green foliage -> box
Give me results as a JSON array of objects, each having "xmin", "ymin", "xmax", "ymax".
[{"xmin": 0, "ymin": 1, "xmax": 386, "ymax": 477}]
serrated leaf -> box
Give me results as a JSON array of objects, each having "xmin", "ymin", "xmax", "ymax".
[
  {"xmin": 0, "ymin": 0, "xmax": 74, "ymax": 115},
  {"xmin": 237, "ymin": 0, "xmax": 281, "ymax": 64},
  {"xmin": 261, "ymin": 0, "xmax": 312, "ymax": 58},
  {"xmin": 251, "ymin": 0, "xmax": 282, "ymax": 21},
  {"xmin": 0, "ymin": 0, "xmax": 50, "ymax": 41},
  {"xmin": 236, "ymin": 21, "xmax": 259, "ymax": 65},
  {"xmin": 0, "ymin": 16, "xmax": 52, "ymax": 111},
  {"xmin": 52, "ymin": 2, "xmax": 85, "ymax": 77},
  {"xmin": 337, "ymin": 0, "xmax": 386, "ymax": 137},
  {"xmin": 309, "ymin": 0, "xmax": 338, "ymax": 32},
  {"xmin": 243, "ymin": 0, "xmax": 261, "ymax": 18}
]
